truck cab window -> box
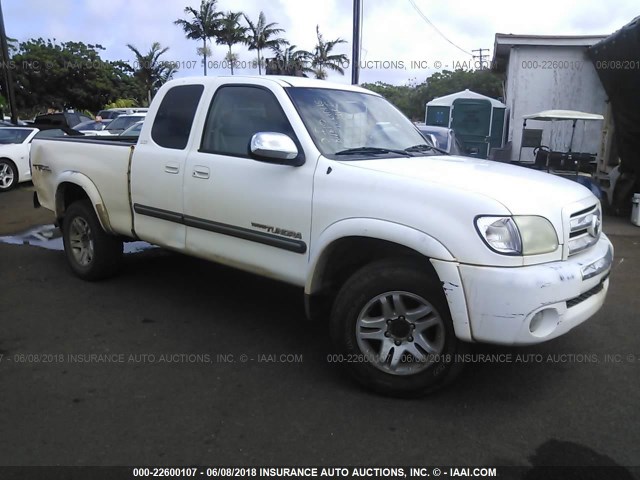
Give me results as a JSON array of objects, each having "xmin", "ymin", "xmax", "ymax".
[
  {"xmin": 201, "ymin": 86, "xmax": 295, "ymax": 157},
  {"xmin": 151, "ymin": 84, "xmax": 204, "ymax": 150}
]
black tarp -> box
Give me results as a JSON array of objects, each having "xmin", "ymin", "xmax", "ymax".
[{"xmin": 587, "ymin": 16, "xmax": 640, "ymax": 176}]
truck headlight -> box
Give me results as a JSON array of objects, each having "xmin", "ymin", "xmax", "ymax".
[
  {"xmin": 513, "ymin": 216, "xmax": 559, "ymax": 255},
  {"xmin": 475, "ymin": 216, "xmax": 558, "ymax": 255}
]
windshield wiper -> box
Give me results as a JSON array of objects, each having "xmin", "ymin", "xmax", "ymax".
[
  {"xmin": 404, "ymin": 143, "xmax": 448, "ymax": 155},
  {"xmin": 334, "ymin": 147, "xmax": 412, "ymax": 157}
]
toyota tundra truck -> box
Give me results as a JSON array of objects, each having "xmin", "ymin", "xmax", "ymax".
[{"xmin": 30, "ymin": 76, "xmax": 614, "ymax": 396}]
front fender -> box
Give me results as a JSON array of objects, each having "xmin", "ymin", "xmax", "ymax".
[
  {"xmin": 306, "ymin": 218, "xmax": 473, "ymax": 342},
  {"xmin": 305, "ymin": 217, "xmax": 455, "ymax": 295},
  {"xmin": 55, "ymin": 171, "xmax": 114, "ymax": 234}
]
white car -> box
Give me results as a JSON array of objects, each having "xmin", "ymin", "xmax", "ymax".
[
  {"xmin": 95, "ymin": 113, "xmax": 147, "ymax": 136},
  {"xmin": 73, "ymin": 119, "xmax": 112, "ymax": 136},
  {"xmin": 96, "ymin": 107, "xmax": 149, "ymax": 120},
  {"xmin": 120, "ymin": 120, "xmax": 144, "ymax": 137},
  {"xmin": 0, "ymin": 127, "xmax": 39, "ymax": 191}
]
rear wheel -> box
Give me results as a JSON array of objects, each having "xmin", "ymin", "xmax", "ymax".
[
  {"xmin": 0, "ymin": 159, "xmax": 18, "ymax": 192},
  {"xmin": 62, "ymin": 200, "xmax": 123, "ymax": 280},
  {"xmin": 330, "ymin": 258, "xmax": 465, "ymax": 397}
]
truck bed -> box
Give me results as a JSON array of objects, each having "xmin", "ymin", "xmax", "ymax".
[{"xmin": 30, "ymin": 135, "xmax": 137, "ymax": 237}]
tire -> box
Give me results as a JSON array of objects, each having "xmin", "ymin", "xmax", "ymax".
[
  {"xmin": 62, "ymin": 200, "xmax": 123, "ymax": 280},
  {"xmin": 330, "ymin": 258, "xmax": 466, "ymax": 397},
  {"xmin": 0, "ymin": 159, "xmax": 18, "ymax": 192}
]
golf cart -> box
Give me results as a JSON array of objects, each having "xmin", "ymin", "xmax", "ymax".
[{"xmin": 518, "ymin": 109, "xmax": 604, "ymax": 198}]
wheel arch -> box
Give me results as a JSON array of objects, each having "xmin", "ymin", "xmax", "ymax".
[
  {"xmin": 54, "ymin": 173, "xmax": 113, "ymax": 233},
  {"xmin": 304, "ymin": 219, "xmax": 472, "ymax": 342},
  {"xmin": 305, "ymin": 218, "xmax": 455, "ymax": 297}
]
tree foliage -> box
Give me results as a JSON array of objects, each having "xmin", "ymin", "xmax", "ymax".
[
  {"xmin": 363, "ymin": 69, "xmax": 503, "ymax": 120},
  {"xmin": 174, "ymin": 0, "xmax": 222, "ymax": 76},
  {"xmin": 11, "ymin": 38, "xmax": 144, "ymax": 115},
  {"xmin": 243, "ymin": 11, "xmax": 285, "ymax": 75},
  {"xmin": 425, "ymin": 69, "xmax": 502, "ymax": 99},
  {"xmin": 267, "ymin": 42, "xmax": 311, "ymax": 76},
  {"xmin": 310, "ymin": 25, "xmax": 347, "ymax": 79},
  {"xmin": 264, "ymin": 25, "xmax": 348, "ymax": 79},
  {"xmin": 216, "ymin": 11, "xmax": 247, "ymax": 75},
  {"xmin": 103, "ymin": 98, "xmax": 138, "ymax": 109},
  {"xmin": 4, "ymin": 10, "xmax": 502, "ymax": 119},
  {"xmin": 361, "ymin": 82, "xmax": 422, "ymax": 120},
  {"xmin": 126, "ymin": 42, "xmax": 176, "ymax": 105}
]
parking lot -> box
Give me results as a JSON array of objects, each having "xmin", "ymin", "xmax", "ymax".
[{"xmin": 1, "ymin": 183, "xmax": 639, "ymax": 471}]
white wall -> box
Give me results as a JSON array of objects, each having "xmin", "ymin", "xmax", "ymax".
[{"xmin": 504, "ymin": 45, "xmax": 607, "ymax": 162}]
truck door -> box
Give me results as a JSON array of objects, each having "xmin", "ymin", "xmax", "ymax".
[
  {"xmin": 183, "ymin": 83, "xmax": 314, "ymax": 285},
  {"xmin": 130, "ymin": 84, "xmax": 205, "ymax": 249}
]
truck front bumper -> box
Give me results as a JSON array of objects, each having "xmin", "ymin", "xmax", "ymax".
[{"xmin": 440, "ymin": 234, "xmax": 613, "ymax": 345}]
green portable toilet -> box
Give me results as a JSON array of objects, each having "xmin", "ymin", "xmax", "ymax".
[{"xmin": 425, "ymin": 89, "xmax": 507, "ymax": 158}]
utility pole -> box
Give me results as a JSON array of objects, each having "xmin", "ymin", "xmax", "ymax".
[
  {"xmin": 351, "ymin": 0, "xmax": 362, "ymax": 85},
  {"xmin": 0, "ymin": 0, "xmax": 17, "ymax": 124},
  {"xmin": 472, "ymin": 48, "xmax": 489, "ymax": 70}
]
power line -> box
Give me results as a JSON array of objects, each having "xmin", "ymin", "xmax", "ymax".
[{"xmin": 407, "ymin": 0, "xmax": 472, "ymax": 56}]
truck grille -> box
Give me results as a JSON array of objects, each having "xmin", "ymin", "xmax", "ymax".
[{"xmin": 568, "ymin": 204, "xmax": 601, "ymax": 256}]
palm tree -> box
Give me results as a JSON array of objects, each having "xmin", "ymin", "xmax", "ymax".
[
  {"xmin": 268, "ymin": 42, "xmax": 311, "ymax": 76},
  {"xmin": 243, "ymin": 11, "xmax": 286, "ymax": 75},
  {"xmin": 126, "ymin": 42, "xmax": 176, "ymax": 105},
  {"xmin": 174, "ymin": 0, "xmax": 221, "ymax": 76},
  {"xmin": 311, "ymin": 25, "xmax": 348, "ymax": 80},
  {"xmin": 216, "ymin": 11, "xmax": 247, "ymax": 75}
]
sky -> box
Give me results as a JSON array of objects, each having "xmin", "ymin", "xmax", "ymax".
[{"xmin": 3, "ymin": 0, "xmax": 639, "ymax": 85}]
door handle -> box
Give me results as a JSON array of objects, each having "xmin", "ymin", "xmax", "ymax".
[
  {"xmin": 164, "ymin": 163, "xmax": 180, "ymax": 174},
  {"xmin": 192, "ymin": 166, "xmax": 210, "ymax": 179}
]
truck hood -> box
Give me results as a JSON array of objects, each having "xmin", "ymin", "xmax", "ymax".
[{"xmin": 343, "ymin": 155, "xmax": 595, "ymax": 214}]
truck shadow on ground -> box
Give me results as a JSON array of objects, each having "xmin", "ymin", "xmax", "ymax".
[
  {"xmin": 118, "ymin": 247, "xmax": 572, "ymax": 400},
  {"xmin": 495, "ymin": 439, "xmax": 637, "ymax": 479},
  {"xmin": 0, "ymin": 230, "xmax": 616, "ymax": 403}
]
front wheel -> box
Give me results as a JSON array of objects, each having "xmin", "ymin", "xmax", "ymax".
[
  {"xmin": 330, "ymin": 258, "xmax": 465, "ymax": 397},
  {"xmin": 62, "ymin": 200, "xmax": 123, "ymax": 280}
]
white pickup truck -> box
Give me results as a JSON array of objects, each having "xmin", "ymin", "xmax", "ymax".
[{"xmin": 31, "ymin": 76, "xmax": 613, "ymax": 396}]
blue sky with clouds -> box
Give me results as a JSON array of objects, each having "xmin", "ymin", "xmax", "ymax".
[{"xmin": 4, "ymin": 0, "xmax": 639, "ymax": 85}]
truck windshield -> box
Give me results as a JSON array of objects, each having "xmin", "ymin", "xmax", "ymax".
[{"xmin": 287, "ymin": 87, "xmax": 430, "ymax": 159}]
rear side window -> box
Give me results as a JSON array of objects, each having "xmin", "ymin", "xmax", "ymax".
[{"xmin": 151, "ymin": 84, "xmax": 204, "ymax": 150}]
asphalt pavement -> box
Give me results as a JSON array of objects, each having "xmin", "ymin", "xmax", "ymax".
[{"xmin": 0, "ymin": 184, "xmax": 639, "ymax": 472}]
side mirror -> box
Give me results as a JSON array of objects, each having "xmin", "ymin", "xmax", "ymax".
[{"xmin": 250, "ymin": 132, "xmax": 304, "ymax": 166}]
